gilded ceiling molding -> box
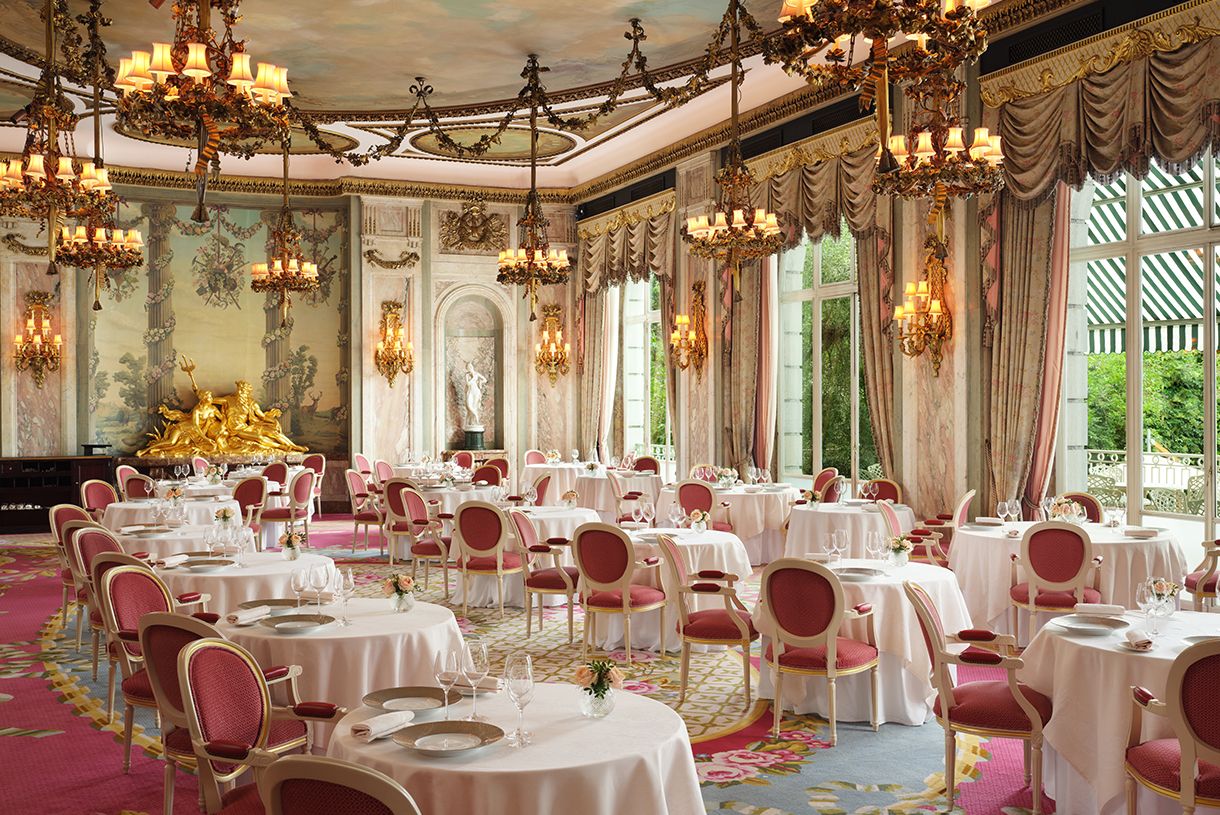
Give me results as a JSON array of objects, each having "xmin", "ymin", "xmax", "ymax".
[
  {"xmin": 439, "ymin": 199, "xmax": 508, "ymax": 252},
  {"xmin": 981, "ymin": 1, "xmax": 1220, "ymax": 107},
  {"xmin": 363, "ymin": 249, "xmax": 421, "ymax": 270},
  {"xmin": 577, "ymin": 190, "xmax": 676, "ymax": 239},
  {"xmin": 2, "ymin": 233, "xmax": 47, "ymax": 256},
  {"xmin": 745, "ymin": 117, "xmax": 881, "ymax": 182}
]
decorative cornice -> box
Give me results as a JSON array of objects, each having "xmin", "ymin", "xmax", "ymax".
[
  {"xmin": 981, "ymin": 1, "xmax": 1220, "ymax": 107},
  {"xmin": 978, "ymin": 0, "xmax": 1084, "ymax": 37},
  {"xmin": 3, "ymin": 233, "xmax": 47, "ymax": 256},
  {"xmin": 363, "ymin": 249, "xmax": 421, "ymax": 269},
  {"xmin": 745, "ymin": 118, "xmax": 880, "ymax": 182},
  {"xmin": 577, "ymin": 191, "xmax": 676, "ymax": 239}
]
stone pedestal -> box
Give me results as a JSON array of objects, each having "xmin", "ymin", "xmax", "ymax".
[{"xmin": 464, "ymin": 426, "xmax": 485, "ymax": 451}]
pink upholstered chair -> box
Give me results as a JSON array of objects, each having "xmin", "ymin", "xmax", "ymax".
[
  {"xmin": 607, "ymin": 470, "xmax": 645, "ymax": 525},
  {"xmin": 878, "ymin": 500, "xmax": 948, "ymax": 568},
  {"xmin": 139, "ymin": 613, "xmax": 309, "ymax": 815},
  {"xmin": 486, "ymin": 456, "xmax": 510, "ymax": 482},
  {"xmin": 759, "ymin": 558, "xmax": 879, "ymax": 744},
  {"xmin": 192, "ymin": 456, "xmax": 209, "ymax": 476},
  {"xmin": 657, "ymin": 534, "xmax": 757, "ymax": 708},
  {"xmin": 905, "ymin": 581, "xmax": 1051, "ymax": 815},
  {"xmin": 115, "ymin": 464, "xmax": 138, "ymax": 499},
  {"xmin": 178, "ymin": 638, "xmax": 342, "ymax": 814},
  {"xmin": 811, "ymin": 467, "xmax": 838, "ymax": 497},
  {"xmin": 1184, "ymin": 540, "xmax": 1219, "ymax": 611},
  {"xmin": 676, "ymin": 479, "xmax": 734, "ymax": 532},
  {"xmin": 261, "ymin": 755, "xmax": 424, "ymax": 815},
  {"xmin": 634, "ymin": 455, "xmax": 660, "ymax": 474},
  {"xmin": 352, "ymin": 453, "xmax": 373, "ymax": 478},
  {"xmin": 1009, "ymin": 521, "xmax": 1103, "ymax": 639},
  {"xmin": 821, "ymin": 476, "xmax": 848, "ymax": 504},
  {"xmin": 572, "ymin": 522, "xmax": 666, "ymax": 666},
  {"xmin": 510, "ymin": 508, "xmax": 578, "ymax": 642},
  {"xmin": 531, "ymin": 472, "xmax": 551, "ymax": 506},
  {"xmin": 864, "ymin": 478, "xmax": 902, "ymax": 504},
  {"xmin": 689, "ymin": 463, "xmax": 716, "ymax": 483},
  {"xmin": 385, "ymin": 481, "xmax": 451, "ymax": 596},
  {"xmin": 453, "ymin": 501, "xmax": 523, "ymax": 618},
  {"xmin": 261, "ymin": 461, "xmax": 289, "ymax": 499},
  {"xmin": 232, "ymin": 477, "xmax": 268, "ymax": 546},
  {"xmin": 344, "ymin": 470, "xmax": 383, "ymax": 555},
  {"xmin": 1062, "ymin": 491, "xmax": 1104, "ymax": 524},
  {"xmin": 373, "ymin": 459, "xmax": 394, "ymax": 488},
  {"xmin": 81, "ymin": 478, "xmax": 119, "ymax": 521},
  {"xmin": 453, "ymin": 451, "xmax": 474, "ymax": 469},
  {"xmin": 260, "ymin": 470, "xmax": 315, "ymax": 546},
  {"xmin": 524, "ymin": 449, "xmax": 546, "ymax": 465},
  {"xmin": 302, "ymin": 453, "xmax": 325, "ymax": 518},
  {"xmin": 472, "ymin": 463, "xmax": 502, "ymax": 487},
  {"xmin": 124, "ymin": 473, "xmax": 156, "ymax": 500},
  {"xmin": 49, "ymin": 504, "xmax": 92, "ymax": 636},
  {"xmin": 68, "ymin": 525, "xmax": 125, "ymax": 680},
  {"xmin": 919, "ymin": 489, "xmax": 976, "ymax": 555},
  {"xmin": 1125, "ymin": 640, "xmax": 1220, "ymax": 815},
  {"xmin": 96, "ymin": 563, "xmax": 210, "ymax": 772}
]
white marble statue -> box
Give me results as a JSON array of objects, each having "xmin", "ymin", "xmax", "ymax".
[{"xmin": 464, "ymin": 361, "xmax": 487, "ymax": 427}]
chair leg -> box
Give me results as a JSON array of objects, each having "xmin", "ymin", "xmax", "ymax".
[
  {"xmin": 122, "ymin": 702, "xmax": 135, "ymax": 772},
  {"xmin": 525, "ymin": 590, "xmax": 533, "ymax": 639},
  {"xmin": 566, "ymin": 592, "xmax": 574, "ymax": 644},
  {"xmin": 91, "ymin": 629, "xmax": 101, "ymax": 681},
  {"xmin": 659, "ymin": 605, "xmax": 667, "ymax": 656},
  {"xmin": 1125, "ymin": 773, "xmax": 1136, "ymax": 815},
  {"xmin": 411, "ymin": 552, "xmax": 418, "ymax": 585},
  {"xmin": 944, "ymin": 728, "xmax": 957, "ymax": 811},
  {"xmin": 1031, "ymin": 735, "xmax": 1043, "ymax": 815},
  {"xmin": 828, "ymin": 676, "xmax": 837, "ymax": 746},
  {"xmin": 350, "ymin": 524, "xmax": 358, "ymax": 553},
  {"xmin": 163, "ymin": 756, "xmax": 176, "ymax": 815},
  {"xmin": 462, "ymin": 572, "xmax": 469, "ymax": 620},
  {"xmin": 107, "ymin": 661, "xmax": 117, "ymax": 721},
  {"xmin": 538, "ymin": 589, "xmax": 544, "ymax": 631},
  {"xmin": 442, "ymin": 560, "xmax": 450, "ymax": 601},
  {"xmin": 422, "ymin": 558, "xmax": 431, "ymax": 591},
  {"xmin": 1023, "ymin": 737, "xmax": 1032, "ymax": 786},
  {"xmin": 742, "ymin": 640, "xmax": 751, "ymax": 708},
  {"xmin": 498, "ymin": 575, "xmax": 505, "ymax": 618},
  {"xmin": 581, "ymin": 606, "xmax": 590, "ymax": 661},
  {"xmin": 870, "ymin": 664, "xmax": 879, "ymax": 732},
  {"xmin": 772, "ymin": 667, "xmax": 783, "ymax": 737},
  {"xmin": 624, "ymin": 611, "xmax": 632, "ymax": 666},
  {"xmin": 679, "ymin": 642, "xmax": 691, "ymax": 704},
  {"xmin": 75, "ymin": 604, "xmax": 83, "ymax": 652}
]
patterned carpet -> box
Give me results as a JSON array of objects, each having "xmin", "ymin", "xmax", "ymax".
[{"xmin": 0, "ymin": 518, "xmax": 1054, "ymax": 814}]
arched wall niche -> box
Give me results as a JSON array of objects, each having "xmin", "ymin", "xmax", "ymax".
[{"xmin": 434, "ymin": 283, "xmax": 514, "ymax": 454}]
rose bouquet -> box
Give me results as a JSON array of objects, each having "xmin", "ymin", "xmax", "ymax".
[
  {"xmin": 887, "ymin": 533, "xmax": 915, "ymax": 556},
  {"xmin": 584, "ymin": 461, "xmax": 599, "ymax": 472},
  {"xmin": 279, "ymin": 530, "xmax": 307, "ymax": 551},
  {"xmin": 165, "ymin": 486, "xmax": 184, "ymax": 506},
  {"xmin": 1148, "ymin": 578, "xmax": 1179, "ymax": 603},
  {"xmin": 574, "ymin": 659, "xmax": 624, "ymax": 699},
  {"xmin": 383, "ymin": 573, "xmax": 416, "ymax": 597},
  {"xmin": 545, "ymin": 449, "xmax": 561, "ymax": 463},
  {"xmin": 214, "ymin": 506, "xmax": 236, "ymax": 525},
  {"xmin": 561, "ymin": 489, "xmax": 579, "ymax": 509},
  {"xmin": 1050, "ymin": 497, "xmax": 1085, "ymax": 523},
  {"xmin": 204, "ymin": 464, "xmax": 223, "ymax": 485}
]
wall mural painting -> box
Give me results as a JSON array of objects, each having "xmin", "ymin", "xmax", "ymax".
[{"xmin": 89, "ymin": 198, "xmax": 349, "ymax": 457}]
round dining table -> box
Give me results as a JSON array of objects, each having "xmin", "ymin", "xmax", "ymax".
[
  {"xmin": 101, "ymin": 497, "xmax": 242, "ymax": 532},
  {"xmin": 784, "ymin": 501, "xmax": 918, "ymax": 559},
  {"xmin": 949, "ymin": 521, "xmax": 1188, "ymax": 630},
  {"xmin": 116, "ymin": 523, "xmax": 213, "ymax": 560},
  {"xmin": 220, "ymin": 597, "xmax": 465, "ymax": 749},
  {"xmin": 1018, "ymin": 609, "xmax": 1220, "ymax": 815},
  {"xmin": 419, "ymin": 484, "xmax": 497, "ymax": 515},
  {"xmin": 521, "ymin": 462, "xmax": 585, "ymax": 503},
  {"xmin": 655, "ymin": 484, "xmax": 800, "ymax": 565},
  {"xmin": 326, "ymin": 682, "xmax": 703, "ymax": 815},
  {"xmin": 751, "ymin": 559, "xmax": 972, "ymax": 726},
  {"xmin": 157, "ymin": 550, "xmax": 335, "ymax": 616},
  {"xmin": 577, "ymin": 471, "xmax": 663, "ymax": 518}
]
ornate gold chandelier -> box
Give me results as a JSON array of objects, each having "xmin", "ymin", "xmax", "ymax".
[
  {"xmin": 251, "ymin": 142, "xmax": 318, "ymax": 327},
  {"xmin": 684, "ymin": 0, "xmax": 783, "ymax": 292},
  {"xmin": 114, "ymin": 0, "xmax": 291, "ymax": 222},
  {"xmin": 497, "ymin": 57, "xmax": 571, "ymax": 322},
  {"xmin": 0, "ymin": 0, "xmax": 115, "ymax": 269},
  {"xmin": 13, "ymin": 291, "xmax": 62, "ymax": 389},
  {"xmin": 375, "ymin": 301, "xmax": 414, "ymax": 388},
  {"xmin": 534, "ymin": 304, "xmax": 570, "ymax": 387}
]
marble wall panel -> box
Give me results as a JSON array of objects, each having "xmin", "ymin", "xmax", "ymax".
[
  {"xmin": 14, "ymin": 261, "xmax": 61, "ymax": 456},
  {"xmin": 445, "ymin": 335, "xmax": 496, "ymax": 447}
]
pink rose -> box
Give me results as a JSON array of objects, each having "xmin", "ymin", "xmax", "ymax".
[
  {"xmin": 716, "ymin": 749, "xmax": 800, "ymax": 766},
  {"xmin": 607, "ymin": 667, "xmax": 625, "ymax": 689},
  {"xmin": 573, "ymin": 666, "xmax": 595, "ymax": 688},
  {"xmin": 778, "ymin": 729, "xmax": 830, "ymax": 748},
  {"xmin": 696, "ymin": 762, "xmax": 756, "ymax": 784},
  {"xmin": 382, "ymin": 579, "xmax": 394, "ymax": 597},
  {"xmin": 620, "ymin": 680, "xmax": 657, "ymax": 694}
]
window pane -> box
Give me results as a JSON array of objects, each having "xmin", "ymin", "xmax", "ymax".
[
  {"xmin": 1088, "ymin": 178, "xmax": 1126, "ymax": 245},
  {"xmin": 648, "ymin": 322, "xmax": 669, "ymax": 452},
  {"xmin": 1140, "ymin": 164, "xmax": 1204, "ymax": 235},
  {"xmin": 821, "ymin": 218, "xmax": 854, "ymax": 284},
  {"xmin": 1083, "ymin": 258, "xmax": 1128, "ymax": 507},
  {"xmin": 1140, "ymin": 249, "xmax": 1204, "ymax": 515},
  {"xmin": 781, "ymin": 299, "xmax": 813, "ymax": 474},
  {"xmin": 821, "ymin": 297, "xmax": 851, "ymax": 475}
]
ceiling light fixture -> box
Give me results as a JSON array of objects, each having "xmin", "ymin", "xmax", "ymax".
[{"xmin": 250, "ymin": 141, "xmax": 318, "ymax": 328}]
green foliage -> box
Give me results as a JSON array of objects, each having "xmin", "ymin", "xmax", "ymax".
[
  {"xmin": 648, "ymin": 322, "xmax": 669, "ymax": 446},
  {"xmin": 1087, "ymin": 354, "xmax": 1127, "ymax": 450},
  {"xmin": 114, "ymin": 353, "xmax": 147, "ymax": 418},
  {"xmin": 286, "ymin": 345, "xmax": 319, "ymax": 437},
  {"xmin": 1089, "ymin": 350, "xmax": 1210, "ymax": 455}
]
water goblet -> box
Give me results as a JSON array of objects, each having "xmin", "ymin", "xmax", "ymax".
[
  {"xmin": 463, "ymin": 642, "xmax": 490, "ymax": 722},
  {"xmin": 309, "ymin": 563, "xmax": 329, "ymax": 606},
  {"xmin": 290, "ymin": 568, "xmax": 308, "ymax": 609},
  {"xmin": 1136, "ymin": 581, "xmax": 1160, "ymax": 638},
  {"xmin": 668, "ymin": 503, "xmax": 682, "ymax": 528},
  {"xmin": 525, "ymin": 487, "xmax": 538, "ymax": 506},
  {"xmin": 822, "ymin": 532, "xmax": 837, "ymax": 563},
  {"xmin": 505, "ymin": 651, "xmax": 534, "ymax": 747},
  {"xmin": 433, "ymin": 649, "xmax": 462, "ymax": 721},
  {"xmin": 1009, "ymin": 498, "xmax": 1021, "ymax": 525},
  {"xmin": 611, "ymin": 456, "xmax": 620, "ymax": 469},
  {"xmin": 642, "ymin": 501, "xmax": 656, "ymax": 528},
  {"xmin": 865, "ymin": 531, "xmax": 883, "ymax": 561},
  {"xmin": 833, "ymin": 529, "xmax": 850, "ymax": 562},
  {"xmin": 631, "ymin": 503, "xmax": 643, "ymax": 526},
  {"xmin": 338, "ymin": 568, "xmax": 356, "ymax": 626},
  {"xmin": 996, "ymin": 501, "xmax": 1009, "ymax": 530},
  {"xmin": 1041, "ymin": 496, "xmax": 1054, "ymax": 521}
]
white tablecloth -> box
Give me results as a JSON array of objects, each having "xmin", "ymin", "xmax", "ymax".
[
  {"xmin": 1018, "ymin": 610, "xmax": 1220, "ymax": 815},
  {"xmin": 326, "ymin": 682, "xmax": 703, "ymax": 815},
  {"xmin": 418, "ymin": 485, "xmax": 496, "ymax": 515},
  {"xmin": 157, "ymin": 551, "xmax": 335, "ymax": 614},
  {"xmin": 102, "ymin": 498, "xmax": 241, "ymax": 532},
  {"xmin": 221, "ymin": 597, "xmax": 464, "ymax": 748},
  {"xmin": 577, "ymin": 472, "xmax": 664, "ymax": 516},
  {"xmin": 656, "ymin": 485, "xmax": 800, "ymax": 565},
  {"xmin": 521, "ymin": 463, "xmax": 584, "ymax": 503},
  {"xmin": 587, "ymin": 528, "xmax": 754, "ymax": 654},
  {"xmin": 183, "ymin": 484, "xmax": 233, "ymax": 498},
  {"xmin": 751, "ymin": 560, "xmax": 970, "ymax": 726},
  {"xmin": 785, "ymin": 503, "xmax": 917, "ymax": 559},
  {"xmin": 950, "ymin": 521, "xmax": 1189, "ymax": 628},
  {"xmin": 116, "ymin": 524, "xmax": 212, "ymax": 559}
]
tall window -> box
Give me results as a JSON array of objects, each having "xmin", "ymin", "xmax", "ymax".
[
  {"xmin": 778, "ymin": 223, "xmax": 879, "ymax": 487},
  {"xmin": 623, "ymin": 277, "xmax": 672, "ymax": 464},
  {"xmin": 1062, "ymin": 156, "xmax": 1219, "ymax": 549}
]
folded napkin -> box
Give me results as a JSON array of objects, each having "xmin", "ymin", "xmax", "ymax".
[
  {"xmin": 303, "ymin": 590, "xmax": 336, "ymax": 604},
  {"xmin": 974, "ymin": 516, "xmax": 1003, "ymax": 525},
  {"xmin": 804, "ymin": 553, "xmax": 831, "ymax": 563},
  {"xmin": 226, "ymin": 606, "xmax": 271, "ymax": 626},
  {"xmin": 450, "ymin": 675, "xmax": 501, "ymax": 693},
  {"xmin": 155, "ymin": 554, "xmax": 189, "ymax": 568},
  {"xmin": 1125, "ymin": 527, "xmax": 1157, "ymax": 539},
  {"xmin": 1075, "ymin": 603, "xmax": 1125, "ymax": 617},
  {"xmin": 1125, "ymin": 629, "xmax": 1153, "ymax": 650},
  {"xmin": 351, "ymin": 711, "xmax": 415, "ymax": 743}
]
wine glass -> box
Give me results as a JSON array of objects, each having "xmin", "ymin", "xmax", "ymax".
[
  {"xmin": 1009, "ymin": 498, "xmax": 1021, "ymax": 525},
  {"xmin": 668, "ymin": 503, "xmax": 682, "ymax": 528},
  {"xmin": 463, "ymin": 642, "xmax": 490, "ymax": 722},
  {"xmin": 433, "ymin": 650, "xmax": 461, "ymax": 721},
  {"xmin": 1041, "ymin": 495, "xmax": 1054, "ymax": 521},
  {"xmin": 864, "ymin": 531, "xmax": 883, "ymax": 561},
  {"xmin": 610, "ymin": 456, "xmax": 620, "ymax": 469},
  {"xmin": 505, "ymin": 651, "xmax": 534, "ymax": 747},
  {"xmin": 821, "ymin": 532, "xmax": 837, "ymax": 562},
  {"xmin": 309, "ymin": 563, "xmax": 328, "ymax": 606},
  {"xmin": 525, "ymin": 486, "xmax": 538, "ymax": 506},
  {"xmin": 832, "ymin": 529, "xmax": 849, "ymax": 562},
  {"xmin": 642, "ymin": 501, "xmax": 656, "ymax": 528},
  {"xmin": 233, "ymin": 527, "xmax": 248, "ymax": 569},
  {"xmin": 631, "ymin": 503, "xmax": 643, "ymax": 526},
  {"xmin": 1136, "ymin": 581, "xmax": 1160, "ymax": 638},
  {"xmin": 290, "ymin": 568, "xmax": 308, "ymax": 609},
  {"xmin": 996, "ymin": 501, "xmax": 1009, "ymax": 530},
  {"xmin": 338, "ymin": 568, "xmax": 355, "ymax": 626}
]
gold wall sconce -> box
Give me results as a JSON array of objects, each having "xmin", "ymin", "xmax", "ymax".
[
  {"xmin": 375, "ymin": 300, "xmax": 413, "ymax": 387},
  {"xmin": 535, "ymin": 304, "xmax": 570, "ymax": 387},
  {"xmin": 893, "ymin": 220, "xmax": 953, "ymax": 376},
  {"xmin": 671, "ymin": 280, "xmax": 708, "ymax": 381},
  {"xmin": 13, "ymin": 291, "xmax": 62, "ymax": 388}
]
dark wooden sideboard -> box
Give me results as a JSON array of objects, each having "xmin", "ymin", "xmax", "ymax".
[{"xmin": 0, "ymin": 456, "xmax": 113, "ymax": 533}]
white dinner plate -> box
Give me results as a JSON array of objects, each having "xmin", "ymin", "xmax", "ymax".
[
  {"xmin": 259, "ymin": 613, "xmax": 335, "ymax": 635},
  {"xmin": 392, "ymin": 721, "xmax": 503, "ymax": 756},
  {"xmin": 363, "ymin": 686, "xmax": 459, "ymax": 715},
  {"xmin": 1047, "ymin": 615, "xmax": 1130, "ymax": 635},
  {"xmin": 834, "ymin": 566, "xmax": 885, "ymax": 582},
  {"xmin": 238, "ymin": 598, "xmax": 302, "ymax": 617},
  {"xmin": 185, "ymin": 558, "xmax": 234, "ymax": 572},
  {"xmin": 1181, "ymin": 634, "xmax": 1220, "ymax": 646},
  {"xmin": 1117, "ymin": 640, "xmax": 1156, "ymax": 652}
]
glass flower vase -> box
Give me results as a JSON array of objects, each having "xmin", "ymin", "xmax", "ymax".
[
  {"xmin": 889, "ymin": 551, "xmax": 909, "ymax": 567},
  {"xmin": 390, "ymin": 592, "xmax": 416, "ymax": 613},
  {"xmin": 281, "ymin": 546, "xmax": 300, "ymax": 561},
  {"xmin": 578, "ymin": 688, "xmax": 616, "ymax": 718}
]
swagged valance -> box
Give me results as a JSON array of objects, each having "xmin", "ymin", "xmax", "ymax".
[{"xmin": 577, "ymin": 192, "xmax": 675, "ymax": 294}]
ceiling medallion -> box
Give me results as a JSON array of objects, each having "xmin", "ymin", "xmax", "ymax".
[{"xmin": 114, "ymin": 0, "xmax": 291, "ymax": 222}]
